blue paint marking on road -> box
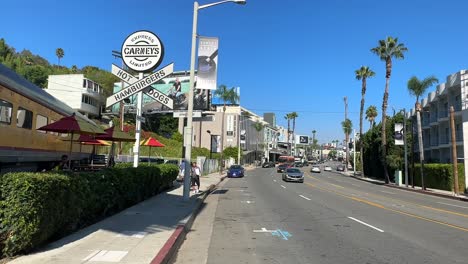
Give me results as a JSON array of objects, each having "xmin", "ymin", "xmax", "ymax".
[{"xmin": 271, "ymin": 229, "xmax": 291, "ymax": 240}]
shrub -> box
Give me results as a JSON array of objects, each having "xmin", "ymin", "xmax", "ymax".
[
  {"xmin": 0, "ymin": 164, "xmax": 178, "ymax": 257},
  {"xmin": 411, "ymin": 163, "xmax": 465, "ymax": 192}
]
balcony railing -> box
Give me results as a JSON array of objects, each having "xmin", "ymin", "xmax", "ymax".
[
  {"xmin": 430, "ymin": 114, "xmax": 438, "ymax": 123},
  {"xmin": 439, "ymin": 110, "xmax": 448, "ymax": 118}
]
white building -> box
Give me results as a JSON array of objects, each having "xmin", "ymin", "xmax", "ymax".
[
  {"xmin": 46, "ymin": 74, "xmax": 105, "ymax": 118},
  {"xmin": 408, "ymin": 69, "xmax": 468, "ymax": 192}
]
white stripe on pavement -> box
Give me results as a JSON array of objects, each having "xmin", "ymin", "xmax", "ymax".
[
  {"xmin": 379, "ymin": 190, "xmax": 396, "ymax": 195},
  {"xmin": 281, "ymin": 185, "xmax": 286, "ymax": 189},
  {"xmin": 299, "ymin": 195, "xmax": 311, "ymax": 201},
  {"xmin": 437, "ymin": 202, "xmax": 468, "ymax": 209},
  {"xmin": 348, "ymin": 217, "xmax": 384, "ymax": 233},
  {"xmin": 273, "ymin": 180, "xmax": 277, "ymax": 182}
]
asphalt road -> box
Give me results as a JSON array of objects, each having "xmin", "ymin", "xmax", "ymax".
[{"xmin": 174, "ymin": 162, "xmax": 468, "ymax": 264}]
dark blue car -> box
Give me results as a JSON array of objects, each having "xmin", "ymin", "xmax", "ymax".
[{"xmin": 227, "ymin": 165, "xmax": 245, "ymax": 178}]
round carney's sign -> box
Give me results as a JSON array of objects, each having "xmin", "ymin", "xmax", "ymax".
[{"xmin": 121, "ymin": 30, "xmax": 164, "ymax": 72}]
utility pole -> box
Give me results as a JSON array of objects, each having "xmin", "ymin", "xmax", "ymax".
[
  {"xmin": 344, "ymin": 96, "xmax": 349, "ymax": 171},
  {"xmin": 450, "ymin": 106, "xmax": 459, "ymax": 195},
  {"xmin": 353, "ymin": 129, "xmax": 356, "ymax": 176},
  {"xmin": 403, "ymin": 109, "xmax": 408, "ymax": 188}
]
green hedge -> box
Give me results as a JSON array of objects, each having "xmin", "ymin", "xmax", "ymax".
[
  {"xmin": 410, "ymin": 163, "xmax": 465, "ymax": 192},
  {"xmin": 0, "ymin": 164, "xmax": 177, "ymax": 257}
]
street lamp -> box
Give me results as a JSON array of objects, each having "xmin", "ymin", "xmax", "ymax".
[
  {"xmin": 207, "ymin": 130, "xmax": 213, "ymax": 159},
  {"xmin": 183, "ymin": 0, "xmax": 246, "ymax": 200}
]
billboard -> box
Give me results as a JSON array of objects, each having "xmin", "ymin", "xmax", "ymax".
[
  {"xmin": 197, "ymin": 37, "xmax": 218, "ymax": 90},
  {"xmin": 211, "ymin": 135, "xmax": 221, "ymax": 153},
  {"xmin": 295, "ymin": 135, "xmax": 309, "ymax": 145},
  {"xmin": 112, "ymin": 72, "xmax": 210, "ymax": 113}
]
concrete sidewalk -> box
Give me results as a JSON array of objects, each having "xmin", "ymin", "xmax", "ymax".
[
  {"xmin": 341, "ymin": 171, "xmax": 468, "ymax": 202},
  {"xmin": 8, "ymin": 172, "xmax": 227, "ymax": 264}
]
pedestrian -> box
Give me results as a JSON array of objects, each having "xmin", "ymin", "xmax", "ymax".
[
  {"xmin": 179, "ymin": 160, "xmax": 186, "ymax": 181},
  {"xmin": 191, "ymin": 162, "xmax": 201, "ymax": 194}
]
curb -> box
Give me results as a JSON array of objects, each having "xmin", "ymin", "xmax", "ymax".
[
  {"xmin": 150, "ymin": 175, "xmax": 227, "ymax": 264},
  {"xmin": 348, "ymin": 174, "xmax": 468, "ymax": 202}
]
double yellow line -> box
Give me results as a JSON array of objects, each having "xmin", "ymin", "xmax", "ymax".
[{"xmin": 304, "ymin": 175, "xmax": 468, "ymax": 232}]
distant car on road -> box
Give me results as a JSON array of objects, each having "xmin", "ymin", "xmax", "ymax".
[
  {"xmin": 294, "ymin": 162, "xmax": 303, "ymax": 168},
  {"xmin": 282, "ymin": 168, "xmax": 304, "ymax": 183},
  {"xmin": 324, "ymin": 166, "xmax": 332, "ymax": 172},
  {"xmin": 277, "ymin": 163, "xmax": 291, "ymax": 173},
  {"xmin": 227, "ymin": 165, "xmax": 245, "ymax": 178},
  {"xmin": 262, "ymin": 161, "xmax": 275, "ymax": 168},
  {"xmin": 311, "ymin": 165, "xmax": 321, "ymax": 173},
  {"xmin": 336, "ymin": 164, "xmax": 345, "ymax": 171}
]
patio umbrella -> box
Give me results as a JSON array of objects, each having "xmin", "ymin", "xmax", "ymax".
[
  {"xmin": 38, "ymin": 113, "xmax": 106, "ymax": 168},
  {"xmin": 140, "ymin": 137, "xmax": 165, "ymax": 163},
  {"xmin": 95, "ymin": 126, "xmax": 135, "ymax": 167}
]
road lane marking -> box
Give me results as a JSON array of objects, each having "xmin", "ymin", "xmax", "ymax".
[
  {"xmin": 304, "ymin": 182, "xmax": 468, "ymax": 232},
  {"xmin": 348, "ymin": 217, "xmax": 384, "ymax": 233},
  {"xmin": 380, "ymin": 190, "xmax": 396, "ymax": 195},
  {"xmin": 273, "ymin": 180, "xmax": 277, "ymax": 182},
  {"xmin": 281, "ymin": 185, "xmax": 286, "ymax": 189},
  {"xmin": 329, "ymin": 183, "xmax": 345, "ymax": 189},
  {"xmin": 241, "ymin": 201, "xmax": 255, "ymax": 204},
  {"xmin": 437, "ymin": 202, "xmax": 468, "ymax": 209},
  {"xmin": 299, "ymin": 195, "xmax": 311, "ymax": 201}
]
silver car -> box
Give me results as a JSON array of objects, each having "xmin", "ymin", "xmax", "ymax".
[{"xmin": 282, "ymin": 168, "xmax": 304, "ymax": 183}]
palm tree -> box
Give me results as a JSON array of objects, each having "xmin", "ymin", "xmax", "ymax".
[
  {"xmin": 214, "ymin": 85, "xmax": 240, "ymax": 171},
  {"xmin": 252, "ymin": 121, "xmax": 264, "ymax": 165},
  {"xmin": 56, "ymin": 48, "xmax": 64, "ymax": 65},
  {"xmin": 365, "ymin": 105, "xmax": 378, "ymax": 128},
  {"xmin": 407, "ymin": 75, "xmax": 438, "ymax": 190},
  {"xmin": 341, "ymin": 119, "xmax": 353, "ymax": 170},
  {"xmin": 290, "ymin": 112, "xmax": 299, "ymax": 155},
  {"xmin": 284, "ymin": 114, "xmax": 292, "ymax": 155},
  {"xmin": 371, "ymin": 36, "xmax": 408, "ymax": 183},
  {"xmin": 355, "ymin": 66, "xmax": 376, "ymax": 176}
]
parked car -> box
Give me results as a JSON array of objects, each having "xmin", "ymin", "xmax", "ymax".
[
  {"xmin": 324, "ymin": 166, "xmax": 332, "ymax": 172},
  {"xmin": 277, "ymin": 163, "xmax": 292, "ymax": 173},
  {"xmin": 262, "ymin": 161, "xmax": 275, "ymax": 168},
  {"xmin": 165, "ymin": 159, "xmax": 179, "ymax": 165},
  {"xmin": 227, "ymin": 165, "xmax": 245, "ymax": 178},
  {"xmin": 336, "ymin": 164, "xmax": 345, "ymax": 171},
  {"xmin": 139, "ymin": 157, "xmax": 164, "ymax": 164},
  {"xmin": 311, "ymin": 165, "xmax": 321, "ymax": 173},
  {"xmin": 282, "ymin": 168, "xmax": 304, "ymax": 183}
]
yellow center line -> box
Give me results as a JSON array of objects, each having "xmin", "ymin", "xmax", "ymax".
[
  {"xmin": 305, "ymin": 171, "xmax": 468, "ymax": 218},
  {"xmin": 304, "ymin": 181, "xmax": 468, "ymax": 232}
]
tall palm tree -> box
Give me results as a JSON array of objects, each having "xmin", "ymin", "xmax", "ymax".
[
  {"xmin": 215, "ymin": 85, "xmax": 240, "ymax": 171},
  {"xmin": 407, "ymin": 75, "xmax": 438, "ymax": 190},
  {"xmin": 341, "ymin": 119, "xmax": 353, "ymax": 170},
  {"xmin": 365, "ymin": 105, "xmax": 378, "ymax": 128},
  {"xmin": 56, "ymin": 48, "xmax": 64, "ymax": 65},
  {"xmin": 252, "ymin": 121, "xmax": 264, "ymax": 164},
  {"xmin": 284, "ymin": 114, "xmax": 292, "ymax": 155},
  {"xmin": 290, "ymin": 112, "xmax": 299, "ymax": 155},
  {"xmin": 371, "ymin": 36, "xmax": 408, "ymax": 183},
  {"xmin": 355, "ymin": 66, "xmax": 375, "ymax": 176}
]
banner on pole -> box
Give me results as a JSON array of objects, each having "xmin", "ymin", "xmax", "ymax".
[
  {"xmin": 395, "ymin": 123, "xmax": 404, "ymax": 145},
  {"xmin": 196, "ymin": 37, "xmax": 218, "ymax": 90}
]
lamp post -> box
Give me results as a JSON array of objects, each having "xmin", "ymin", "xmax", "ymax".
[
  {"xmin": 207, "ymin": 130, "xmax": 213, "ymax": 160},
  {"xmin": 183, "ymin": 0, "xmax": 246, "ymax": 200}
]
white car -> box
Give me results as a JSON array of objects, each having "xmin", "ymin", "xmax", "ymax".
[
  {"xmin": 310, "ymin": 165, "xmax": 321, "ymax": 173},
  {"xmin": 324, "ymin": 166, "xmax": 332, "ymax": 172}
]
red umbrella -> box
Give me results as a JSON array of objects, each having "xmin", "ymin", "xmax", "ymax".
[
  {"xmin": 38, "ymin": 113, "xmax": 106, "ymax": 168},
  {"xmin": 140, "ymin": 137, "xmax": 165, "ymax": 163}
]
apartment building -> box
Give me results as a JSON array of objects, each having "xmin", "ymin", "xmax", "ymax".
[
  {"xmin": 46, "ymin": 74, "xmax": 105, "ymax": 118},
  {"xmin": 409, "ymin": 69, "xmax": 468, "ymax": 191}
]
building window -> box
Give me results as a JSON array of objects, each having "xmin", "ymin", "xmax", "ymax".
[
  {"xmin": 83, "ymin": 79, "xmax": 87, "ymax": 88},
  {"xmin": 36, "ymin": 114, "xmax": 48, "ymax": 133},
  {"xmin": 0, "ymin": 99, "xmax": 13, "ymax": 124},
  {"xmin": 17, "ymin": 107, "xmax": 33, "ymax": 129},
  {"xmin": 227, "ymin": 131, "xmax": 234, "ymax": 136}
]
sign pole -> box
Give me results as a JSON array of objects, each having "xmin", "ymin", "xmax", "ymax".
[{"xmin": 133, "ymin": 73, "xmax": 144, "ymax": 168}]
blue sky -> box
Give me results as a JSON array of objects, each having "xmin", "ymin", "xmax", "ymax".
[{"xmin": 2, "ymin": 0, "xmax": 468, "ymax": 143}]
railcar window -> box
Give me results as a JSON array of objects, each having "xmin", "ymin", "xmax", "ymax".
[
  {"xmin": 17, "ymin": 107, "xmax": 33, "ymax": 129},
  {"xmin": 36, "ymin": 114, "xmax": 48, "ymax": 133},
  {"xmin": 0, "ymin": 99, "xmax": 13, "ymax": 124}
]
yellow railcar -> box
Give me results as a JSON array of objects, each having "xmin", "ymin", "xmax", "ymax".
[{"xmin": 0, "ymin": 63, "xmax": 93, "ymax": 173}]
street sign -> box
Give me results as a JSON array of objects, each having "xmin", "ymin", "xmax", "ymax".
[
  {"xmin": 173, "ymin": 111, "xmax": 202, "ymax": 118},
  {"xmin": 110, "ymin": 64, "xmax": 173, "ymax": 109},
  {"xmin": 106, "ymin": 63, "xmax": 174, "ymax": 107}
]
